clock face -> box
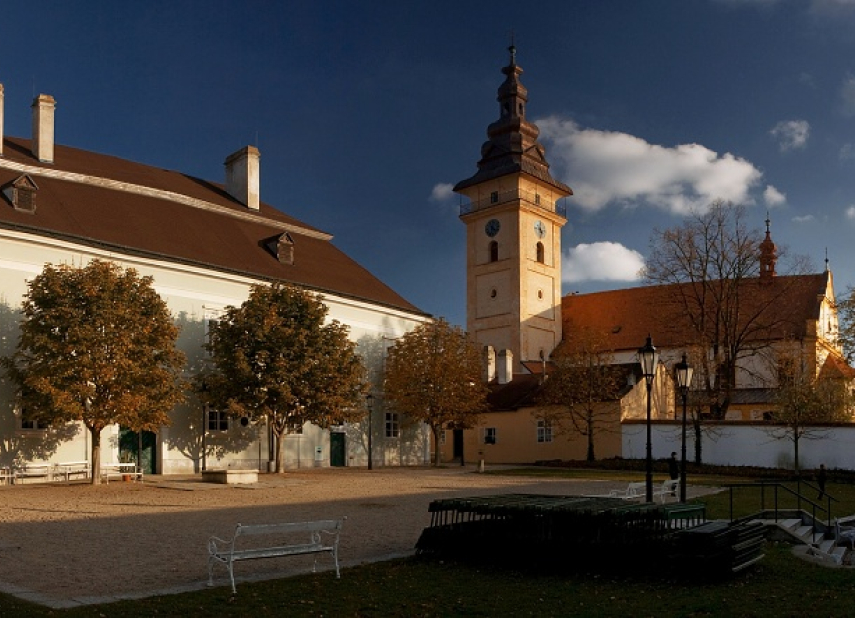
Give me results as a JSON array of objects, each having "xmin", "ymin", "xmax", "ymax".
[
  {"xmin": 485, "ymin": 219, "xmax": 501, "ymax": 237},
  {"xmin": 534, "ymin": 220, "xmax": 546, "ymax": 239}
]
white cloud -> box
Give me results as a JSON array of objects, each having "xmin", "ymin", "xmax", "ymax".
[
  {"xmin": 841, "ymin": 74, "xmax": 855, "ymax": 117},
  {"xmin": 763, "ymin": 185, "xmax": 786, "ymax": 206},
  {"xmin": 840, "ymin": 143, "xmax": 855, "ymax": 163},
  {"xmin": 846, "ymin": 206, "xmax": 855, "ymax": 220},
  {"xmin": 429, "ymin": 183, "xmax": 454, "ymax": 201},
  {"xmin": 537, "ymin": 116, "xmax": 763, "ymax": 214},
  {"xmin": 562, "ymin": 242, "xmax": 645, "ymax": 284},
  {"xmin": 792, "ymin": 214, "xmax": 815, "ymax": 223},
  {"xmin": 769, "ymin": 120, "xmax": 810, "ymax": 152}
]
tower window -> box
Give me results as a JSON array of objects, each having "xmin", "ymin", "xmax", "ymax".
[
  {"xmin": 536, "ymin": 242, "xmax": 545, "ymax": 263},
  {"xmin": 490, "ymin": 191, "xmax": 498, "ymax": 204},
  {"xmin": 535, "ymin": 194, "xmax": 541, "ymax": 206},
  {"xmin": 489, "ymin": 241, "xmax": 499, "ymax": 262}
]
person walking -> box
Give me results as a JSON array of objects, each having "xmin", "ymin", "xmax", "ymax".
[
  {"xmin": 817, "ymin": 463, "xmax": 827, "ymax": 500},
  {"xmin": 668, "ymin": 452, "xmax": 679, "ymax": 481}
]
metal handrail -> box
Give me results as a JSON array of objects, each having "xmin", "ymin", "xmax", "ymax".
[
  {"xmin": 724, "ymin": 481, "xmax": 836, "ymax": 535},
  {"xmin": 459, "ymin": 189, "xmax": 567, "ymax": 218}
]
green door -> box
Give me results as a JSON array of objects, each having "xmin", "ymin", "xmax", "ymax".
[
  {"xmin": 330, "ymin": 432, "xmax": 346, "ymax": 467},
  {"xmin": 119, "ymin": 428, "xmax": 157, "ymax": 474}
]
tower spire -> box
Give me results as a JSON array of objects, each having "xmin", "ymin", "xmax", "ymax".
[
  {"xmin": 453, "ymin": 48, "xmax": 571, "ymax": 195},
  {"xmin": 759, "ymin": 212, "xmax": 777, "ymax": 283}
]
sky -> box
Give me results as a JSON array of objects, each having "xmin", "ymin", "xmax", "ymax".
[{"xmin": 3, "ymin": 0, "xmax": 855, "ymax": 327}]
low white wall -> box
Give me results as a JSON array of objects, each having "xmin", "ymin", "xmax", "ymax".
[{"xmin": 622, "ymin": 421, "xmax": 855, "ymax": 471}]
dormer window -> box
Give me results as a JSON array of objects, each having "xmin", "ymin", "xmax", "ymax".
[
  {"xmin": 2, "ymin": 174, "xmax": 39, "ymax": 214},
  {"xmin": 265, "ymin": 232, "xmax": 295, "ymax": 265}
]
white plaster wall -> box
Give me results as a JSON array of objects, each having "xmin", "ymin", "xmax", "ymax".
[
  {"xmin": 0, "ymin": 228, "xmax": 429, "ymax": 474},
  {"xmin": 623, "ymin": 421, "xmax": 855, "ymax": 470}
]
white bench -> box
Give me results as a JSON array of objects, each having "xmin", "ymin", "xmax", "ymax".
[
  {"xmin": 55, "ymin": 461, "xmax": 91, "ymax": 481},
  {"xmin": 100, "ymin": 462, "xmax": 143, "ymax": 483},
  {"xmin": 13, "ymin": 463, "xmax": 53, "ymax": 484},
  {"xmin": 654, "ymin": 479, "xmax": 680, "ymax": 503},
  {"xmin": 608, "ymin": 479, "xmax": 679, "ymax": 503},
  {"xmin": 208, "ymin": 518, "xmax": 345, "ymax": 593},
  {"xmin": 609, "ymin": 481, "xmax": 646, "ymax": 500}
]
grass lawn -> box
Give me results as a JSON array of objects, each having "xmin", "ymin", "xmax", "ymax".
[{"xmin": 3, "ymin": 468, "xmax": 855, "ymax": 617}]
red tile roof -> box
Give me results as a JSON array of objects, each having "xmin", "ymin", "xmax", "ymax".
[
  {"xmin": 0, "ymin": 137, "xmax": 425, "ymax": 315},
  {"xmin": 561, "ymin": 273, "xmax": 830, "ymax": 352}
]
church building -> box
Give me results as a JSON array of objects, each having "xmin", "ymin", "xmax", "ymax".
[{"xmin": 442, "ymin": 49, "xmax": 853, "ymax": 466}]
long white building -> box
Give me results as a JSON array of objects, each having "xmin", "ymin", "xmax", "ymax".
[{"xmin": 0, "ymin": 85, "xmax": 431, "ymax": 474}]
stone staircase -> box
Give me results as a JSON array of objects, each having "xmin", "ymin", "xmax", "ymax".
[{"xmin": 770, "ymin": 516, "xmax": 848, "ymax": 565}]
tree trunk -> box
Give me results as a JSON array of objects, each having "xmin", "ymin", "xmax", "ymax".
[
  {"xmin": 274, "ymin": 428, "xmax": 285, "ymax": 473},
  {"xmin": 586, "ymin": 410, "xmax": 595, "ymax": 462},
  {"xmin": 90, "ymin": 426, "xmax": 101, "ymax": 485},
  {"xmin": 794, "ymin": 432, "xmax": 800, "ymax": 476},
  {"xmin": 433, "ymin": 425, "xmax": 442, "ymax": 467},
  {"xmin": 694, "ymin": 419, "xmax": 703, "ymax": 465}
]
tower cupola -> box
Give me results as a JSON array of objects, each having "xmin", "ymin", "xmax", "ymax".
[{"xmin": 759, "ymin": 215, "xmax": 777, "ymax": 282}]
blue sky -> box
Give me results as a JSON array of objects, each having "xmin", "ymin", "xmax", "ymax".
[{"xmin": 3, "ymin": 0, "xmax": 855, "ymax": 327}]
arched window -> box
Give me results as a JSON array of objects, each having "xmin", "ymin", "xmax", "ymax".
[
  {"xmin": 536, "ymin": 242, "xmax": 545, "ymax": 263},
  {"xmin": 489, "ymin": 241, "xmax": 499, "ymax": 262}
]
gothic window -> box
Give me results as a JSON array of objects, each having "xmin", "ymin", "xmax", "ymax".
[
  {"xmin": 489, "ymin": 241, "xmax": 499, "ymax": 262},
  {"xmin": 536, "ymin": 242, "xmax": 545, "ymax": 263}
]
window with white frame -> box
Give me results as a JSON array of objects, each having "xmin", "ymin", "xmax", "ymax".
[
  {"xmin": 385, "ymin": 412, "xmax": 400, "ymax": 438},
  {"xmin": 537, "ymin": 419, "xmax": 553, "ymax": 443},
  {"xmin": 484, "ymin": 427, "xmax": 497, "ymax": 444},
  {"xmin": 207, "ymin": 409, "xmax": 229, "ymax": 431},
  {"xmin": 16, "ymin": 404, "xmax": 45, "ymax": 431}
]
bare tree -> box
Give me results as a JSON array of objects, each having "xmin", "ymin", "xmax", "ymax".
[
  {"xmin": 536, "ymin": 327, "xmax": 623, "ymax": 461},
  {"xmin": 766, "ymin": 346, "xmax": 852, "ymax": 474},
  {"xmin": 644, "ymin": 201, "xmax": 809, "ymax": 419}
]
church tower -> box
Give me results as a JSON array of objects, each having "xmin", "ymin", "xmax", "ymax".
[{"xmin": 455, "ymin": 47, "xmax": 572, "ymax": 374}]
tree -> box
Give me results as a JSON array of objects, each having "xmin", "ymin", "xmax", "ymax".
[
  {"xmin": 767, "ymin": 347, "xmax": 852, "ymax": 474},
  {"xmin": 644, "ymin": 201, "xmax": 808, "ymax": 419},
  {"xmin": 384, "ymin": 319, "xmax": 487, "ymax": 466},
  {"xmin": 3, "ymin": 260, "xmax": 186, "ymax": 483},
  {"xmin": 536, "ymin": 327, "xmax": 623, "ymax": 461},
  {"xmin": 202, "ymin": 283, "xmax": 366, "ymax": 473}
]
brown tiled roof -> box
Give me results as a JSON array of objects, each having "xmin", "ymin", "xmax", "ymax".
[
  {"xmin": 561, "ymin": 273, "xmax": 830, "ymax": 352},
  {"xmin": 0, "ymin": 137, "xmax": 425, "ymax": 315},
  {"xmin": 486, "ymin": 375, "xmax": 542, "ymax": 411},
  {"xmin": 820, "ymin": 354, "xmax": 855, "ymax": 380}
]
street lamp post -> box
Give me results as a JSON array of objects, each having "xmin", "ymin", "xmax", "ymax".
[
  {"xmin": 674, "ymin": 354, "xmax": 693, "ymax": 503},
  {"xmin": 638, "ymin": 335, "xmax": 659, "ymax": 503},
  {"xmin": 366, "ymin": 393, "xmax": 374, "ymax": 470}
]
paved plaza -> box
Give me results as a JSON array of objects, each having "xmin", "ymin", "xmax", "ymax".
[{"xmin": 0, "ymin": 467, "xmax": 718, "ymax": 609}]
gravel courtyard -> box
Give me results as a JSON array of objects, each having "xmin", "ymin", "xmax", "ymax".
[{"xmin": 0, "ymin": 467, "xmax": 716, "ymax": 609}]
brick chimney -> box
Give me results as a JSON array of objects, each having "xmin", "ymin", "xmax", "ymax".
[
  {"xmin": 224, "ymin": 146, "xmax": 260, "ymax": 210},
  {"xmin": 497, "ymin": 349, "xmax": 513, "ymax": 385},
  {"xmin": 483, "ymin": 345, "xmax": 496, "ymax": 382},
  {"xmin": 31, "ymin": 94, "xmax": 56, "ymax": 163}
]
